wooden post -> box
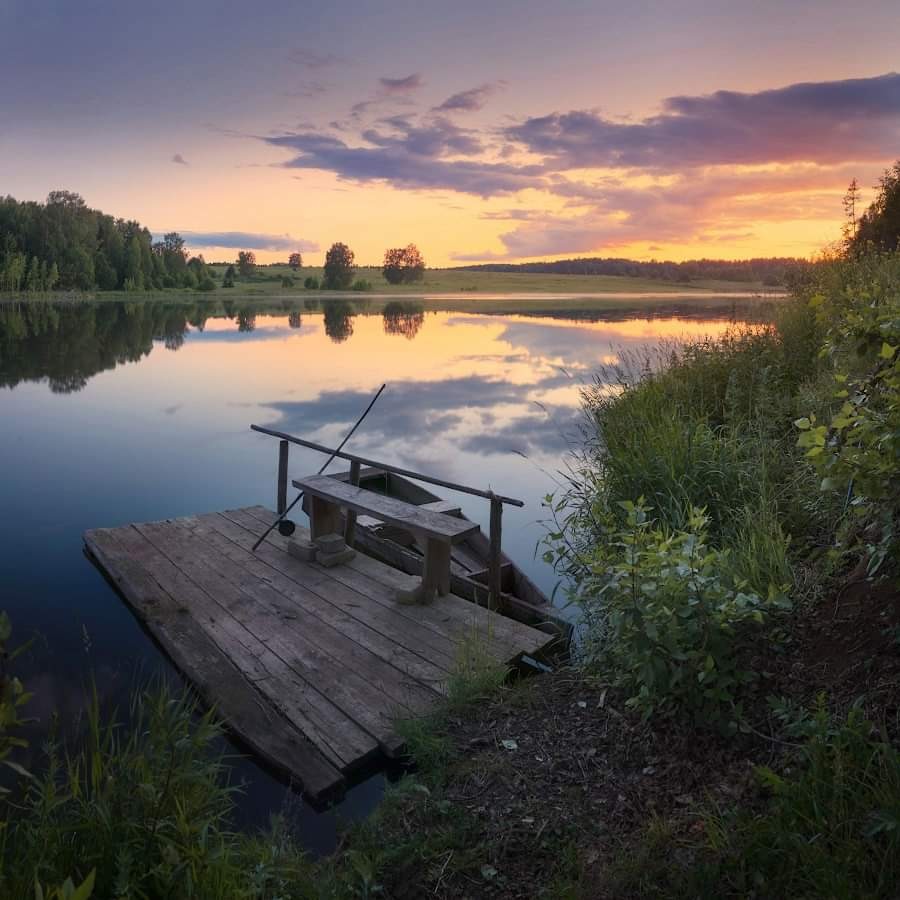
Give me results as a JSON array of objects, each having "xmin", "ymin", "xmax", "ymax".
[
  {"xmin": 344, "ymin": 460, "xmax": 361, "ymax": 547},
  {"xmin": 277, "ymin": 440, "xmax": 289, "ymax": 515},
  {"xmin": 488, "ymin": 496, "xmax": 503, "ymax": 610}
]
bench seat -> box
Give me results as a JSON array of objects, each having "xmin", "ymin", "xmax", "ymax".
[{"xmin": 293, "ymin": 475, "xmax": 479, "ymax": 601}]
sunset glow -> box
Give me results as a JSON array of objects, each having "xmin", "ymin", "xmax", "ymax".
[{"xmin": 2, "ymin": 1, "xmax": 899, "ymax": 265}]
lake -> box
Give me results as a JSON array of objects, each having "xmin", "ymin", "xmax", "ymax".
[{"xmin": 0, "ymin": 295, "xmax": 772, "ymax": 854}]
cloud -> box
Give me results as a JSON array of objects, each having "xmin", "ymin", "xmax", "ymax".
[
  {"xmin": 171, "ymin": 153, "xmax": 188, "ymax": 165},
  {"xmin": 505, "ymin": 72, "xmax": 900, "ymax": 170},
  {"xmin": 466, "ymin": 163, "xmax": 863, "ymax": 258},
  {"xmin": 265, "ymin": 129, "xmax": 542, "ymax": 196},
  {"xmin": 288, "ymin": 48, "xmax": 340, "ymax": 70},
  {"xmin": 260, "ymin": 373, "xmax": 580, "ymax": 458},
  {"xmin": 170, "ymin": 231, "xmax": 320, "ymax": 252},
  {"xmin": 284, "ymin": 81, "xmax": 329, "ymax": 99},
  {"xmin": 379, "ymin": 73, "xmax": 424, "ymax": 94},
  {"xmin": 435, "ymin": 82, "xmax": 502, "ymax": 112}
]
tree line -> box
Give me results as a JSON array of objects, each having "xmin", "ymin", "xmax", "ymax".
[
  {"xmin": 0, "ymin": 192, "xmax": 221, "ymax": 292},
  {"xmin": 456, "ymin": 256, "xmax": 805, "ymax": 286}
]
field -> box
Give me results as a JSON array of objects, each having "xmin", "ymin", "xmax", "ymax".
[{"xmin": 207, "ymin": 264, "xmax": 775, "ymax": 296}]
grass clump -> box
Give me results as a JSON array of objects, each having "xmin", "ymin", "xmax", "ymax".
[
  {"xmin": 611, "ymin": 704, "xmax": 900, "ymax": 899},
  {"xmin": 1, "ymin": 681, "xmax": 316, "ymax": 899}
]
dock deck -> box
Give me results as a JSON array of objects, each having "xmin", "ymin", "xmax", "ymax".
[{"xmin": 84, "ymin": 506, "xmax": 556, "ymax": 802}]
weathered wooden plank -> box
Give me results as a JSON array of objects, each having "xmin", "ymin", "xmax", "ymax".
[
  {"xmin": 237, "ymin": 507, "xmax": 553, "ymax": 660},
  {"xmin": 344, "ymin": 460, "xmax": 361, "ymax": 547},
  {"xmin": 105, "ymin": 522, "xmax": 377, "ymax": 769},
  {"xmin": 83, "ymin": 527, "xmax": 346, "ymax": 802},
  {"xmin": 489, "ymin": 497, "xmax": 503, "ymax": 611},
  {"xmin": 213, "ymin": 510, "xmax": 466, "ymax": 670},
  {"xmin": 294, "ymin": 475, "xmax": 480, "ymax": 542},
  {"xmin": 191, "ymin": 513, "xmax": 452, "ymax": 692},
  {"xmin": 135, "ymin": 519, "xmax": 410, "ymax": 758},
  {"xmin": 166, "ymin": 515, "xmax": 445, "ymax": 709},
  {"xmin": 277, "ymin": 440, "xmax": 289, "ymax": 515}
]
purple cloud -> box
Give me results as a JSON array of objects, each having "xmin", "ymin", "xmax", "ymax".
[
  {"xmin": 435, "ymin": 83, "xmax": 502, "ymax": 112},
  {"xmin": 266, "ymin": 131, "xmax": 541, "ymax": 196},
  {"xmin": 379, "ymin": 73, "xmax": 423, "ymax": 94},
  {"xmin": 167, "ymin": 231, "xmax": 319, "ymax": 252},
  {"xmin": 505, "ymin": 72, "xmax": 900, "ymax": 169},
  {"xmin": 288, "ymin": 48, "xmax": 340, "ymax": 70}
]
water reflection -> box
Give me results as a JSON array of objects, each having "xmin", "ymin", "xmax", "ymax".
[{"xmin": 382, "ymin": 301, "xmax": 425, "ymax": 340}]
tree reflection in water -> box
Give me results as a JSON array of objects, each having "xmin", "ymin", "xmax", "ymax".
[{"xmin": 382, "ymin": 301, "xmax": 424, "ymax": 340}]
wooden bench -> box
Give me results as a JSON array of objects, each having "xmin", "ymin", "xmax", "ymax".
[{"xmin": 294, "ymin": 475, "xmax": 479, "ymax": 600}]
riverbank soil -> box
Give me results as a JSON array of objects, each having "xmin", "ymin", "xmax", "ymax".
[{"xmin": 345, "ymin": 577, "xmax": 899, "ymax": 899}]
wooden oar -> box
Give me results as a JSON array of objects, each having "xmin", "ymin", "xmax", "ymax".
[{"xmin": 251, "ymin": 383, "xmax": 386, "ymax": 552}]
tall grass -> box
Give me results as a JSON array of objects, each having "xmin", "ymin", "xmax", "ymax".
[{"xmin": 0, "ymin": 683, "xmax": 316, "ymax": 899}]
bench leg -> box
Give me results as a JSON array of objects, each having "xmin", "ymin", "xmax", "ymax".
[
  {"xmin": 309, "ymin": 496, "xmax": 342, "ymax": 542},
  {"xmin": 421, "ymin": 537, "xmax": 451, "ymax": 601}
]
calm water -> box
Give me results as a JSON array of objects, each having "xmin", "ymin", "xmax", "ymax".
[{"xmin": 0, "ymin": 296, "xmax": 768, "ymax": 853}]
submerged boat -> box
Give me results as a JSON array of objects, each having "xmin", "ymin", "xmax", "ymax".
[{"xmin": 322, "ymin": 466, "xmax": 570, "ymax": 642}]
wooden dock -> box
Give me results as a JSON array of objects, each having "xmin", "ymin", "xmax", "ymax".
[{"xmin": 84, "ymin": 506, "xmax": 556, "ymax": 802}]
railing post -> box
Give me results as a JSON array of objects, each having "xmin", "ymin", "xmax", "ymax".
[
  {"xmin": 344, "ymin": 460, "xmax": 361, "ymax": 547},
  {"xmin": 277, "ymin": 440, "xmax": 289, "ymax": 515},
  {"xmin": 488, "ymin": 495, "xmax": 503, "ymax": 610}
]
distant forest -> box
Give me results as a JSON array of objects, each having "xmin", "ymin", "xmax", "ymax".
[
  {"xmin": 0, "ymin": 191, "xmax": 819, "ymax": 295},
  {"xmin": 0, "ymin": 192, "xmax": 214, "ymax": 292},
  {"xmin": 454, "ymin": 257, "xmax": 804, "ymax": 286}
]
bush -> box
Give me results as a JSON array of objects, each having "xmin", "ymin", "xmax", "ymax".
[
  {"xmin": 564, "ymin": 501, "xmax": 786, "ymax": 730},
  {"xmin": 196, "ymin": 276, "xmax": 216, "ymax": 291},
  {"xmin": 280, "ymin": 275, "xmax": 294, "ymax": 288},
  {"xmin": 303, "ymin": 276, "xmax": 319, "ymax": 289},
  {"xmin": 795, "ymin": 251, "xmax": 900, "ymax": 576},
  {"xmin": 351, "ymin": 278, "xmax": 372, "ymax": 292}
]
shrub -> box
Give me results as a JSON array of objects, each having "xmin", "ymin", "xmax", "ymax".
[
  {"xmin": 280, "ymin": 275, "xmax": 294, "ymax": 288},
  {"xmin": 563, "ymin": 501, "xmax": 786, "ymax": 730},
  {"xmin": 196, "ymin": 276, "xmax": 216, "ymax": 291},
  {"xmin": 795, "ymin": 251, "xmax": 900, "ymax": 576},
  {"xmin": 351, "ymin": 278, "xmax": 372, "ymax": 292},
  {"xmin": 303, "ymin": 276, "xmax": 319, "ymax": 289}
]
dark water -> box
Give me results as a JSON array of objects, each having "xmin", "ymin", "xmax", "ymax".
[{"xmin": 0, "ymin": 296, "xmax": 767, "ymax": 853}]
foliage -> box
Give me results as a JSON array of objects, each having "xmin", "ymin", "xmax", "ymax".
[
  {"xmin": 0, "ymin": 192, "xmax": 180, "ymax": 292},
  {"xmin": 564, "ymin": 501, "xmax": 784, "ymax": 729},
  {"xmin": 852, "ymin": 160, "xmax": 900, "ymax": 253},
  {"xmin": 322, "ymin": 242, "xmax": 356, "ymax": 290},
  {"xmin": 795, "ymin": 250, "xmax": 900, "ymax": 575},
  {"xmin": 351, "ymin": 278, "xmax": 372, "ymax": 292},
  {"xmin": 302, "ymin": 276, "xmax": 319, "ymax": 289},
  {"xmin": 236, "ymin": 250, "xmax": 256, "ymax": 278},
  {"xmin": 196, "ymin": 276, "xmax": 216, "ymax": 292},
  {"xmin": 610, "ymin": 704, "xmax": 900, "ymax": 899},
  {"xmin": 1, "ymin": 683, "xmax": 318, "ymax": 899},
  {"xmin": 0, "ymin": 611, "xmax": 33, "ymax": 789},
  {"xmin": 382, "ymin": 244, "xmax": 425, "ymax": 285},
  {"xmin": 280, "ymin": 275, "xmax": 294, "ymax": 288},
  {"xmin": 287, "ymin": 252, "xmax": 302, "ymax": 270}
]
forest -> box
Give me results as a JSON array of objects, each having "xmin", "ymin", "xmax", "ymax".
[{"xmin": 0, "ymin": 192, "xmax": 214, "ymax": 292}]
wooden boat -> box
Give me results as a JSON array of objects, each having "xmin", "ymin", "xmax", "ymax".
[{"xmin": 322, "ymin": 467, "xmax": 571, "ymax": 642}]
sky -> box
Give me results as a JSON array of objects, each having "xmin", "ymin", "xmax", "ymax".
[{"xmin": 1, "ymin": 0, "xmax": 899, "ymax": 266}]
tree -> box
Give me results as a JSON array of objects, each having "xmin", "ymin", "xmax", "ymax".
[
  {"xmin": 288, "ymin": 252, "xmax": 303, "ymax": 270},
  {"xmin": 853, "ymin": 162, "xmax": 900, "ymax": 254},
  {"xmin": 842, "ymin": 179, "xmax": 861, "ymax": 251},
  {"xmin": 382, "ymin": 244, "xmax": 425, "ymax": 285},
  {"xmin": 323, "ymin": 242, "xmax": 356, "ymax": 290},
  {"xmin": 237, "ymin": 250, "xmax": 256, "ymax": 277}
]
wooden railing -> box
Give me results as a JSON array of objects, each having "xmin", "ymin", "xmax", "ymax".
[{"xmin": 251, "ymin": 424, "xmax": 524, "ymax": 607}]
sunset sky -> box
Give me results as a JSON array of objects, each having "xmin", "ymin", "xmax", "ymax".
[{"xmin": 2, "ymin": 0, "xmax": 899, "ymax": 265}]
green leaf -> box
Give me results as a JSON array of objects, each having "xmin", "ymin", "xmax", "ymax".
[{"xmin": 880, "ymin": 342, "xmax": 897, "ymax": 359}]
